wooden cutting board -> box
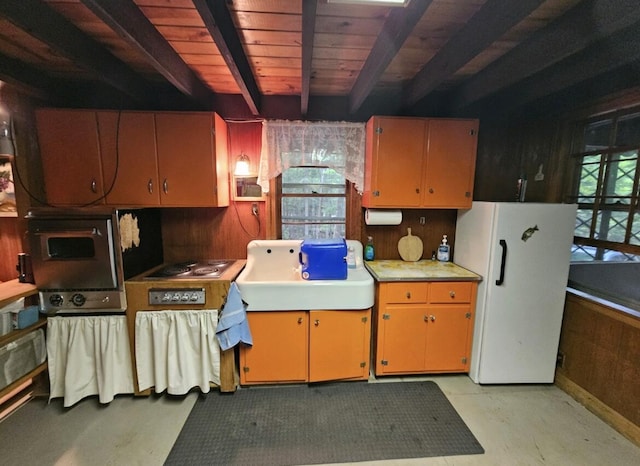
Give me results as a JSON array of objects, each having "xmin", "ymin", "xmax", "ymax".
[{"xmin": 398, "ymin": 228, "xmax": 423, "ymax": 261}]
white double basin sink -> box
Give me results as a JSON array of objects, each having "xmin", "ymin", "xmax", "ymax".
[{"xmin": 236, "ymin": 239, "xmax": 374, "ymax": 311}]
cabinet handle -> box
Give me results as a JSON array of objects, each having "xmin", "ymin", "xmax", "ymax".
[
  {"xmin": 430, "ymin": 315, "xmax": 436, "ymax": 322},
  {"xmin": 415, "ymin": 188, "xmax": 420, "ymax": 194},
  {"xmin": 429, "ymin": 188, "xmax": 434, "ymax": 194},
  {"xmin": 314, "ymin": 319, "xmax": 320, "ymax": 326},
  {"xmin": 148, "ymin": 179, "xmax": 153, "ymax": 194},
  {"xmin": 406, "ymin": 291, "xmax": 411, "ymax": 299},
  {"xmin": 163, "ymin": 178, "xmax": 168, "ymax": 194},
  {"xmin": 297, "ymin": 317, "xmax": 303, "ymax": 324},
  {"xmin": 449, "ymin": 291, "xmax": 456, "ymax": 298},
  {"xmin": 91, "ymin": 178, "xmax": 97, "ymax": 193},
  {"xmin": 423, "ymin": 315, "xmax": 428, "ymax": 322}
]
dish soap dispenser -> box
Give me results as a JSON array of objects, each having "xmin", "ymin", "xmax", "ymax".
[
  {"xmin": 437, "ymin": 235, "xmax": 450, "ymax": 262},
  {"xmin": 347, "ymin": 246, "xmax": 356, "ymax": 268},
  {"xmin": 364, "ymin": 236, "xmax": 375, "ymax": 261}
]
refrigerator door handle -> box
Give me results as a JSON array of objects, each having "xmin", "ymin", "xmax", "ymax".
[{"xmin": 496, "ymin": 239, "xmax": 507, "ymax": 286}]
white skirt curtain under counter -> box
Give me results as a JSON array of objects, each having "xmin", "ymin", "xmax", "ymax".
[
  {"xmin": 135, "ymin": 310, "xmax": 220, "ymax": 395},
  {"xmin": 47, "ymin": 315, "xmax": 134, "ymax": 408},
  {"xmin": 258, "ymin": 120, "xmax": 366, "ymax": 194}
]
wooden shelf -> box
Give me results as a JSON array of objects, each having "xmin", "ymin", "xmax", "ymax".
[
  {"xmin": 0, "ymin": 317, "xmax": 47, "ymax": 347},
  {"xmin": 0, "ymin": 279, "xmax": 38, "ymax": 308},
  {"xmin": 0, "ymin": 279, "xmax": 46, "ymax": 403}
]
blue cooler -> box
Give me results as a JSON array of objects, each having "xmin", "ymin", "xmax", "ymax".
[{"xmin": 299, "ymin": 238, "xmax": 348, "ymax": 280}]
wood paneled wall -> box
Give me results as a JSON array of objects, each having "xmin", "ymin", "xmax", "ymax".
[
  {"xmin": 361, "ymin": 209, "xmax": 457, "ymax": 261},
  {"xmin": 474, "ymin": 117, "xmax": 569, "ymax": 203},
  {"xmin": 557, "ymin": 292, "xmax": 640, "ymax": 442}
]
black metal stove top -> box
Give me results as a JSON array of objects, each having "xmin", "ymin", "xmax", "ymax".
[{"xmin": 144, "ymin": 260, "xmax": 235, "ymax": 279}]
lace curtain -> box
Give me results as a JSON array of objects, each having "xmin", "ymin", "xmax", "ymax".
[{"xmin": 258, "ymin": 120, "xmax": 366, "ymax": 194}]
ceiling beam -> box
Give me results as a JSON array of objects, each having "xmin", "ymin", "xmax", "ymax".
[
  {"xmin": 452, "ymin": 0, "xmax": 640, "ymax": 111},
  {"xmin": 193, "ymin": 0, "xmax": 261, "ymax": 115},
  {"xmin": 81, "ymin": 0, "xmax": 212, "ymax": 106},
  {"xmin": 404, "ymin": 0, "xmax": 544, "ymax": 107},
  {"xmin": 0, "ymin": 53, "xmax": 52, "ymax": 100},
  {"xmin": 348, "ymin": 0, "xmax": 432, "ymax": 114},
  {"xmin": 473, "ymin": 22, "xmax": 640, "ymax": 114},
  {"xmin": 0, "ymin": 0, "xmax": 153, "ymax": 103},
  {"xmin": 301, "ymin": 0, "xmax": 318, "ymax": 117}
]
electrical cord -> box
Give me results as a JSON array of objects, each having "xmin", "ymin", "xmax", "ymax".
[{"xmin": 232, "ymin": 199, "xmax": 261, "ymax": 238}]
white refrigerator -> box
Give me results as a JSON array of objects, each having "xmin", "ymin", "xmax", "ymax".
[{"xmin": 455, "ymin": 201, "xmax": 577, "ymax": 384}]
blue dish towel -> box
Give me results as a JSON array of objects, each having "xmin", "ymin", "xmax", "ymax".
[{"xmin": 216, "ymin": 282, "xmax": 253, "ymax": 351}]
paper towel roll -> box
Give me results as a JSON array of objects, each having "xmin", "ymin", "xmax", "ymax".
[{"xmin": 365, "ymin": 209, "xmax": 402, "ymax": 225}]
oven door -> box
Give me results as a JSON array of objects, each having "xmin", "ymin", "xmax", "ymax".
[{"xmin": 28, "ymin": 218, "xmax": 120, "ymax": 290}]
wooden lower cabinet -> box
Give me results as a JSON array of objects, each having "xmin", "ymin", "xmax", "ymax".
[
  {"xmin": 374, "ymin": 281, "xmax": 477, "ymax": 375},
  {"xmin": 239, "ymin": 309, "xmax": 371, "ymax": 385}
]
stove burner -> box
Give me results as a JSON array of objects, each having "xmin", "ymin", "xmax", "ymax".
[
  {"xmin": 144, "ymin": 260, "xmax": 235, "ymax": 280},
  {"xmin": 192, "ymin": 266, "xmax": 221, "ymax": 276},
  {"xmin": 157, "ymin": 265, "xmax": 191, "ymax": 276}
]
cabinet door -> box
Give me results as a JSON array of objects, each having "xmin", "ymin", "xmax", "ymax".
[
  {"xmin": 423, "ymin": 119, "xmax": 478, "ymax": 208},
  {"xmin": 376, "ymin": 305, "xmax": 428, "ymax": 374},
  {"xmin": 35, "ymin": 109, "xmax": 104, "ymax": 205},
  {"xmin": 240, "ymin": 311, "xmax": 308, "ymax": 384},
  {"xmin": 363, "ymin": 117, "xmax": 426, "ymax": 207},
  {"xmin": 155, "ymin": 112, "xmax": 228, "ymax": 207},
  {"xmin": 425, "ymin": 305, "xmax": 472, "ymax": 372},
  {"xmin": 308, "ymin": 309, "xmax": 371, "ymax": 382},
  {"xmin": 97, "ymin": 112, "xmax": 160, "ymax": 206}
]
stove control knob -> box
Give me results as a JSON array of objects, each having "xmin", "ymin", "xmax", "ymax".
[
  {"xmin": 49, "ymin": 294, "xmax": 64, "ymax": 307},
  {"xmin": 190, "ymin": 294, "xmax": 199, "ymax": 301},
  {"xmin": 181, "ymin": 293, "xmax": 189, "ymax": 301},
  {"xmin": 71, "ymin": 293, "xmax": 86, "ymax": 307},
  {"xmin": 172, "ymin": 293, "xmax": 181, "ymax": 301},
  {"xmin": 161, "ymin": 293, "xmax": 172, "ymax": 302}
]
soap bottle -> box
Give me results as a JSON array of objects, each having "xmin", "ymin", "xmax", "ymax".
[
  {"xmin": 437, "ymin": 235, "xmax": 450, "ymax": 262},
  {"xmin": 364, "ymin": 236, "xmax": 375, "ymax": 261},
  {"xmin": 347, "ymin": 246, "xmax": 356, "ymax": 268}
]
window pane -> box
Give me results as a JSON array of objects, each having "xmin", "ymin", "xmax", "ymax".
[
  {"xmin": 631, "ymin": 209, "xmax": 640, "ymax": 246},
  {"xmin": 583, "ymin": 119, "xmax": 612, "ymax": 151},
  {"xmin": 594, "ymin": 209, "xmax": 628, "ymax": 242},
  {"xmin": 282, "ymin": 167, "xmax": 345, "ymax": 194},
  {"xmin": 575, "ymin": 209, "xmax": 593, "ymax": 238},
  {"xmin": 602, "ymin": 151, "xmax": 637, "ymax": 205},
  {"xmin": 571, "ymin": 244, "xmax": 640, "ymax": 262},
  {"xmin": 577, "ymin": 154, "xmax": 601, "ymax": 202},
  {"xmin": 615, "ymin": 112, "xmax": 640, "ymax": 146}
]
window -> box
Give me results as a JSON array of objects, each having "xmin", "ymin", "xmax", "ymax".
[
  {"xmin": 569, "ymin": 109, "xmax": 640, "ymax": 261},
  {"xmin": 281, "ymin": 167, "xmax": 346, "ymax": 239},
  {"xmin": 258, "ymin": 120, "xmax": 366, "ymax": 240}
]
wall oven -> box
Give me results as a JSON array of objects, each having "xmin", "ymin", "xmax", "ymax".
[{"xmin": 26, "ymin": 208, "xmax": 163, "ymax": 314}]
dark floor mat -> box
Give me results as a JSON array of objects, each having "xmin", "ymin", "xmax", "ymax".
[{"xmin": 164, "ymin": 380, "xmax": 484, "ymax": 465}]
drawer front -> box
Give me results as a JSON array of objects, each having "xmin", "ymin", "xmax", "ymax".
[
  {"xmin": 429, "ymin": 282, "xmax": 473, "ymax": 304},
  {"xmin": 383, "ymin": 282, "xmax": 428, "ymax": 304}
]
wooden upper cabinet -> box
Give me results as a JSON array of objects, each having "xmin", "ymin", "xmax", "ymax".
[
  {"xmin": 363, "ymin": 116, "xmax": 427, "ymax": 207},
  {"xmin": 97, "ymin": 111, "xmax": 160, "ymax": 206},
  {"xmin": 35, "ymin": 109, "xmax": 105, "ymax": 206},
  {"xmin": 363, "ymin": 116, "xmax": 478, "ymax": 209},
  {"xmin": 36, "ymin": 109, "xmax": 230, "ymax": 207},
  {"xmin": 155, "ymin": 112, "xmax": 229, "ymax": 207},
  {"xmin": 424, "ymin": 119, "xmax": 478, "ymax": 209}
]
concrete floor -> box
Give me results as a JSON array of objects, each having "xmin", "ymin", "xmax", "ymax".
[{"xmin": 1, "ymin": 375, "xmax": 639, "ymax": 465}]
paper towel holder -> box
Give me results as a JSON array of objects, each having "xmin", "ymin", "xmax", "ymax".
[{"xmin": 364, "ymin": 208, "xmax": 403, "ymax": 225}]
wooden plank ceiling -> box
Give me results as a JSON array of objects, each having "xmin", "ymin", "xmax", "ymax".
[{"xmin": 0, "ymin": 0, "xmax": 639, "ymax": 118}]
